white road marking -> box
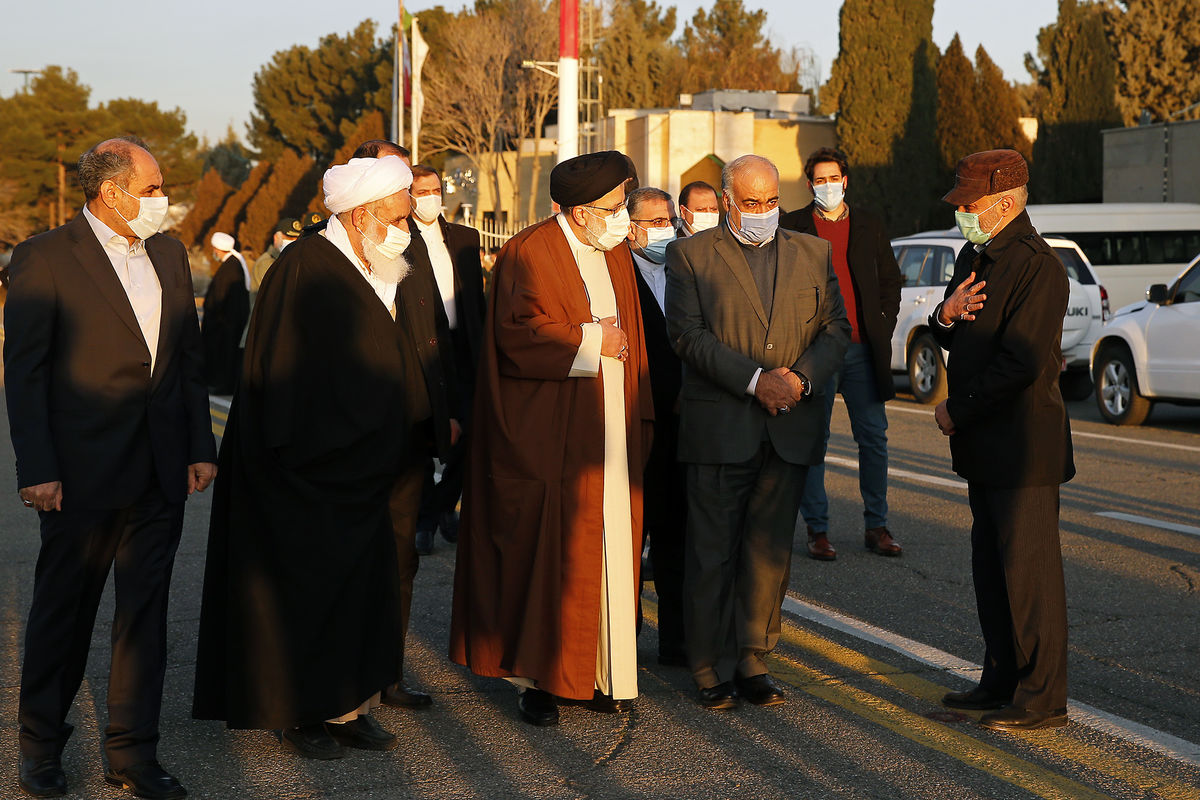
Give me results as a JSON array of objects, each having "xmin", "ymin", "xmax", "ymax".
[
  {"xmin": 782, "ymin": 595, "xmax": 1200, "ymax": 767},
  {"xmin": 1095, "ymin": 511, "xmax": 1200, "ymax": 538},
  {"xmin": 824, "ymin": 455, "xmax": 966, "ymax": 489},
  {"xmin": 874, "ymin": 399, "xmax": 1200, "ymax": 454}
]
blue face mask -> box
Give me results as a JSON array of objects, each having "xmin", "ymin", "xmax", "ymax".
[
  {"xmin": 727, "ymin": 195, "xmax": 779, "ymax": 244},
  {"xmin": 955, "ymin": 197, "xmax": 1004, "ymax": 245},
  {"xmin": 636, "ymin": 223, "xmax": 675, "ymax": 264}
]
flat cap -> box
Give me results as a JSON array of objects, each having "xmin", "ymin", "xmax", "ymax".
[
  {"xmin": 550, "ymin": 150, "xmax": 634, "ymax": 207},
  {"xmin": 274, "ymin": 217, "xmax": 302, "ymax": 238},
  {"xmin": 942, "ymin": 149, "xmax": 1028, "ymax": 205}
]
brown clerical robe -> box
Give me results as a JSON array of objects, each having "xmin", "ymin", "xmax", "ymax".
[{"xmin": 449, "ymin": 216, "xmax": 654, "ymax": 701}]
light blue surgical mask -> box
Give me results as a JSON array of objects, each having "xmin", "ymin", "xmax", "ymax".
[
  {"xmin": 727, "ymin": 194, "xmax": 779, "ymax": 245},
  {"xmin": 635, "ymin": 223, "xmax": 675, "ymax": 264},
  {"xmin": 955, "ymin": 197, "xmax": 1004, "ymax": 245}
]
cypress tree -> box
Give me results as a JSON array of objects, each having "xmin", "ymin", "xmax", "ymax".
[
  {"xmin": 177, "ymin": 169, "xmax": 232, "ymax": 249},
  {"xmin": 239, "ymin": 149, "xmax": 319, "ymax": 255},
  {"xmin": 207, "ymin": 160, "xmax": 271, "ymax": 256},
  {"xmin": 824, "ymin": 0, "xmax": 940, "ymax": 235},
  {"xmin": 975, "ymin": 45, "xmax": 1033, "ymax": 161},
  {"xmin": 1107, "ymin": 0, "xmax": 1200, "ymax": 125},
  {"xmin": 936, "ymin": 34, "xmax": 987, "ymax": 173},
  {"xmin": 1026, "ymin": 0, "xmax": 1121, "ymax": 203}
]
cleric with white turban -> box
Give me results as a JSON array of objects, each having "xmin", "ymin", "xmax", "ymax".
[{"xmin": 193, "ymin": 150, "xmax": 428, "ymax": 758}]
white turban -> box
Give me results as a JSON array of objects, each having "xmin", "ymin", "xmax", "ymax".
[
  {"xmin": 322, "ymin": 155, "xmax": 413, "ymax": 214},
  {"xmin": 210, "ymin": 231, "xmax": 235, "ymax": 252}
]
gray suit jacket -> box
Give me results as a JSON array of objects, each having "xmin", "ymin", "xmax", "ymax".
[{"xmin": 665, "ymin": 223, "xmax": 851, "ymax": 465}]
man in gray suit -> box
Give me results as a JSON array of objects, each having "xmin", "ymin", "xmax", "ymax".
[{"xmin": 665, "ymin": 155, "xmax": 850, "ymax": 710}]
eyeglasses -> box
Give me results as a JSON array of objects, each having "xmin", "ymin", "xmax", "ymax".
[
  {"xmin": 583, "ymin": 200, "xmax": 627, "ymax": 217},
  {"xmin": 630, "ymin": 217, "xmax": 673, "ymax": 228}
]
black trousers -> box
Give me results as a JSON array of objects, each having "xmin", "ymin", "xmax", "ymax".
[
  {"xmin": 640, "ymin": 419, "xmax": 687, "ymax": 658},
  {"xmin": 968, "ymin": 482, "xmax": 1068, "ymax": 711},
  {"xmin": 684, "ymin": 441, "xmax": 807, "ymax": 688},
  {"xmin": 19, "ymin": 484, "xmax": 184, "ymax": 769},
  {"xmin": 388, "ymin": 457, "xmax": 427, "ymax": 679}
]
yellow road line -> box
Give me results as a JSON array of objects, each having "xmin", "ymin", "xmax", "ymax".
[
  {"xmin": 642, "ymin": 594, "xmax": 1166, "ymax": 800},
  {"xmin": 777, "ymin": 624, "xmax": 1197, "ymax": 800}
]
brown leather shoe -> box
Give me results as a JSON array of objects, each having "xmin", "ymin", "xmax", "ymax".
[
  {"xmin": 979, "ymin": 705, "xmax": 1068, "ymax": 731},
  {"xmin": 806, "ymin": 526, "xmax": 836, "ymax": 561},
  {"xmin": 865, "ymin": 526, "xmax": 902, "ymax": 556}
]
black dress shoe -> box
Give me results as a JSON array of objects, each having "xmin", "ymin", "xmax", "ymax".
[
  {"xmin": 583, "ymin": 690, "xmax": 632, "ymax": 713},
  {"xmin": 103, "ymin": 761, "xmax": 187, "ymax": 800},
  {"xmin": 327, "ymin": 714, "xmax": 398, "ymax": 750},
  {"xmin": 735, "ymin": 674, "xmax": 786, "ymax": 706},
  {"xmin": 382, "ymin": 682, "xmax": 433, "ymax": 708},
  {"xmin": 19, "ymin": 757, "xmax": 66, "ymax": 798},
  {"xmin": 518, "ymin": 688, "xmax": 559, "ymax": 726},
  {"xmin": 279, "ymin": 723, "xmax": 346, "ymax": 760},
  {"xmin": 697, "ymin": 682, "xmax": 739, "ymax": 710},
  {"xmin": 980, "ymin": 705, "xmax": 1068, "ymax": 731},
  {"xmin": 942, "ymin": 685, "xmax": 1011, "ymax": 711}
]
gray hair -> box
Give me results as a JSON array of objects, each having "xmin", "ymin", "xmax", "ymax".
[
  {"xmin": 720, "ymin": 154, "xmax": 779, "ymax": 196},
  {"xmin": 626, "ymin": 186, "xmax": 671, "ymax": 219},
  {"xmin": 77, "ymin": 136, "xmax": 150, "ymax": 200}
]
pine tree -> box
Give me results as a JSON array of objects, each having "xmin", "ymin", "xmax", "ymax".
[
  {"xmin": 1026, "ymin": 0, "xmax": 1121, "ymax": 203},
  {"xmin": 680, "ymin": 0, "xmax": 800, "ymax": 93},
  {"xmin": 975, "ymin": 46, "xmax": 1032, "ymax": 161},
  {"xmin": 208, "ymin": 161, "xmax": 272, "ymax": 255},
  {"xmin": 601, "ymin": 0, "xmax": 683, "ymax": 109},
  {"xmin": 823, "ymin": 0, "xmax": 940, "ymax": 235},
  {"xmin": 936, "ymin": 34, "xmax": 987, "ymax": 172},
  {"xmin": 1107, "ymin": 0, "xmax": 1200, "ymax": 125},
  {"xmin": 239, "ymin": 149, "xmax": 319, "ymax": 254},
  {"xmin": 176, "ymin": 169, "xmax": 232, "ymax": 249}
]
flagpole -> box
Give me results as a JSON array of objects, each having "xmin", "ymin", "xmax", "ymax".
[{"xmin": 396, "ymin": 0, "xmax": 405, "ymax": 147}]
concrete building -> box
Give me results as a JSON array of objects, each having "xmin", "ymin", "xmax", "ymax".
[{"xmin": 602, "ymin": 89, "xmax": 836, "ymax": 211}]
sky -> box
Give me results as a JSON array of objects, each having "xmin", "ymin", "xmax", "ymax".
[{"xmin": 0, "ymin": 1, "xmax": 1060, "ymax": 145}]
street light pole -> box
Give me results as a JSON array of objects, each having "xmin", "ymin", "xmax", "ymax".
[{"xmin": 558, "ymin": 0, "xmax": 578, "ymax": 163}]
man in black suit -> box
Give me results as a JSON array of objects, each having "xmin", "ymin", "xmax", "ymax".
[
  {"xmin": 5, "ymin": 137, "xmax": 217, "ymax": 799},
  {"xmin": 779, "ymin": 148, "xmax": 903, "ymax": 561},
  {"xmin": 625, "ymin": 186, "xmax": 687, "ymax": 667},
  {"xmin": 930, "ymin": 149, "xmax": 1075, "ymax": 732},
  {"xmin": 406, "ymin": 164, "xmax": 486, "ymax": 556},
  {"xmin": 666, "ymin": 155, "xmax": 850, "ymax": 710}
]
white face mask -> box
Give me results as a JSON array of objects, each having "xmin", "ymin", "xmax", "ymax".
[
  {"xmin": 363, "ymin": 209, "xmax": 412, "ymax": 260},
  {"xmin": 686, "ymin": 210, "xmax": 719, "ymax": 234},
  {"xmin": 412, "ymin": 194, "xmax": 442, "ymax": 223},
  {"xmin": 635, "ymin": 223, "xmax": 676, "ymax": 264},
  {"xmin": 728, "ymin": 196, "xmax": 779, "ymax": 245},
  {"xmin": 583, "ymin": 206, "xmax": 631, "ymax": 251},
  {"xmin": 278, "ymin": 237, "xmax": 293, "ymax": 252},
  {"xmin": 812, "ymin": 181, "xmax": 845, "ymax": 211},
  {"xmin": 115, "ymin": 185, "xmax": 169, "ymax": 240}
]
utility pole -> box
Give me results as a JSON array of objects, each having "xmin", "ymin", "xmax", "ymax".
[
  {"xmin": 393, "ymin": 0, "xmax": 405, "ymax": 147},
  {"xmin": 558, "ymin": 0, "xmax": 578, "ymax": 163},
  {"xmin": 11, "ymin": 68, "xmax": 40, "ymax": 91}
]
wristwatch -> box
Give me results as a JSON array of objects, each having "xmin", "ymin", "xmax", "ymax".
[{"xmin": 790, "ymin": 369, "xmax": 811, "ymax": 398}]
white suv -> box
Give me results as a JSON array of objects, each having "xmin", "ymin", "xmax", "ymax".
[
  {"xmin": 889, "ymin": 230, "xmax": 1108, "ymax": 404},
  {"xmin": 1090, "ymin": 254, "xmax": 1200, "ymax": 425}
]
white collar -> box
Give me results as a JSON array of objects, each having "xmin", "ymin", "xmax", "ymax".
[
  {"xmin": 82, "ymin": 204, "xmax": 143, "ymax": 253},
  {"xmin": 556, "ymin": 212, "xmax": 600, "ymax": 257}
]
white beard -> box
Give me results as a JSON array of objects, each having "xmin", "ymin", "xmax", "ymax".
[{"xmin": 362, "ymin": 237, "xmax": 412, "ymax": 284}]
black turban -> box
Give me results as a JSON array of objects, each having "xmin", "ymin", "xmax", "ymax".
[{"xmin": 550, "ymin": 150, "xmax": 634, "ymax": 207}]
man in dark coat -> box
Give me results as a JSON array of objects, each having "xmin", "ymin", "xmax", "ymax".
[
  {"xmin": 779, "ymin": 147, "xmax": 904, "ymax": 560},
  {"xmin": 931, "ymin": 149, "xmax": 1075, "ymax": 732},
  {"xmin": 193, "ymin": 155, "xmax": 424, "ymax": 759},
  {"xmin": 5, "ymin": 137, "xmax": 216, "ymax": 800},
  {"xmin": 201, "ymin": 231, "xmax": 249, "ymax": 394},
  {"xmin": 667, "ymin": 154, "xmax": 850, "ymax": 711},
  {"xmin": 625, "ymin": 185, "xmax": 688, "ymax": 667}
]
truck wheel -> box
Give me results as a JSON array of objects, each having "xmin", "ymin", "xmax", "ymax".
[
  {"xmin": 1093, "ymin": 345, "xmax": 1152, "ymax": 425},
  {"xmin": 908, "ymin": 333, "xmax": 947, "ymax": 405}
]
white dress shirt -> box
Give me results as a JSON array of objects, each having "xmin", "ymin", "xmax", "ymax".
[
  {"xmin": 322, "ymin": 215, "xmax": 398, "ymax": 314},
  {"xmin": 82, "ymin": 205, "xmax": 162, "ymax": 370},
  {"xmin": 414, "ymin": 216, "xmax": 458, "ymax": 329}
]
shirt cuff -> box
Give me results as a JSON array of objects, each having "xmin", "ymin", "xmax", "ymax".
[
  {"xmin": 568, "ymin": 322, "xmax": 602, "ymax": 377},
  {"xmin": 745, "ymin": 367, "xmax": 762, "ymax": 396},
  {"xmin": 933, "ymin": 304, "xmax": 956, "ymax": 329}
]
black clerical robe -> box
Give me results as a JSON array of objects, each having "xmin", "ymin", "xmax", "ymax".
[
  {"xmin": 202, "ymin": 254, "xmax": 249, "ymax": 393},
  {"xmin": 192, "ymin": 234, "xmax": 422, "ymax": 729}
]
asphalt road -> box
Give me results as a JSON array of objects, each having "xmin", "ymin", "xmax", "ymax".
[{"xmin": 1, "ymin": 386, "xmax": 1199, "ymax": 800}]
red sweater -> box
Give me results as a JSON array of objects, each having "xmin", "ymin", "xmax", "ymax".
[{"xmin": 813, "ymin": 212, "xmax": 861, "ymax": 343}]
